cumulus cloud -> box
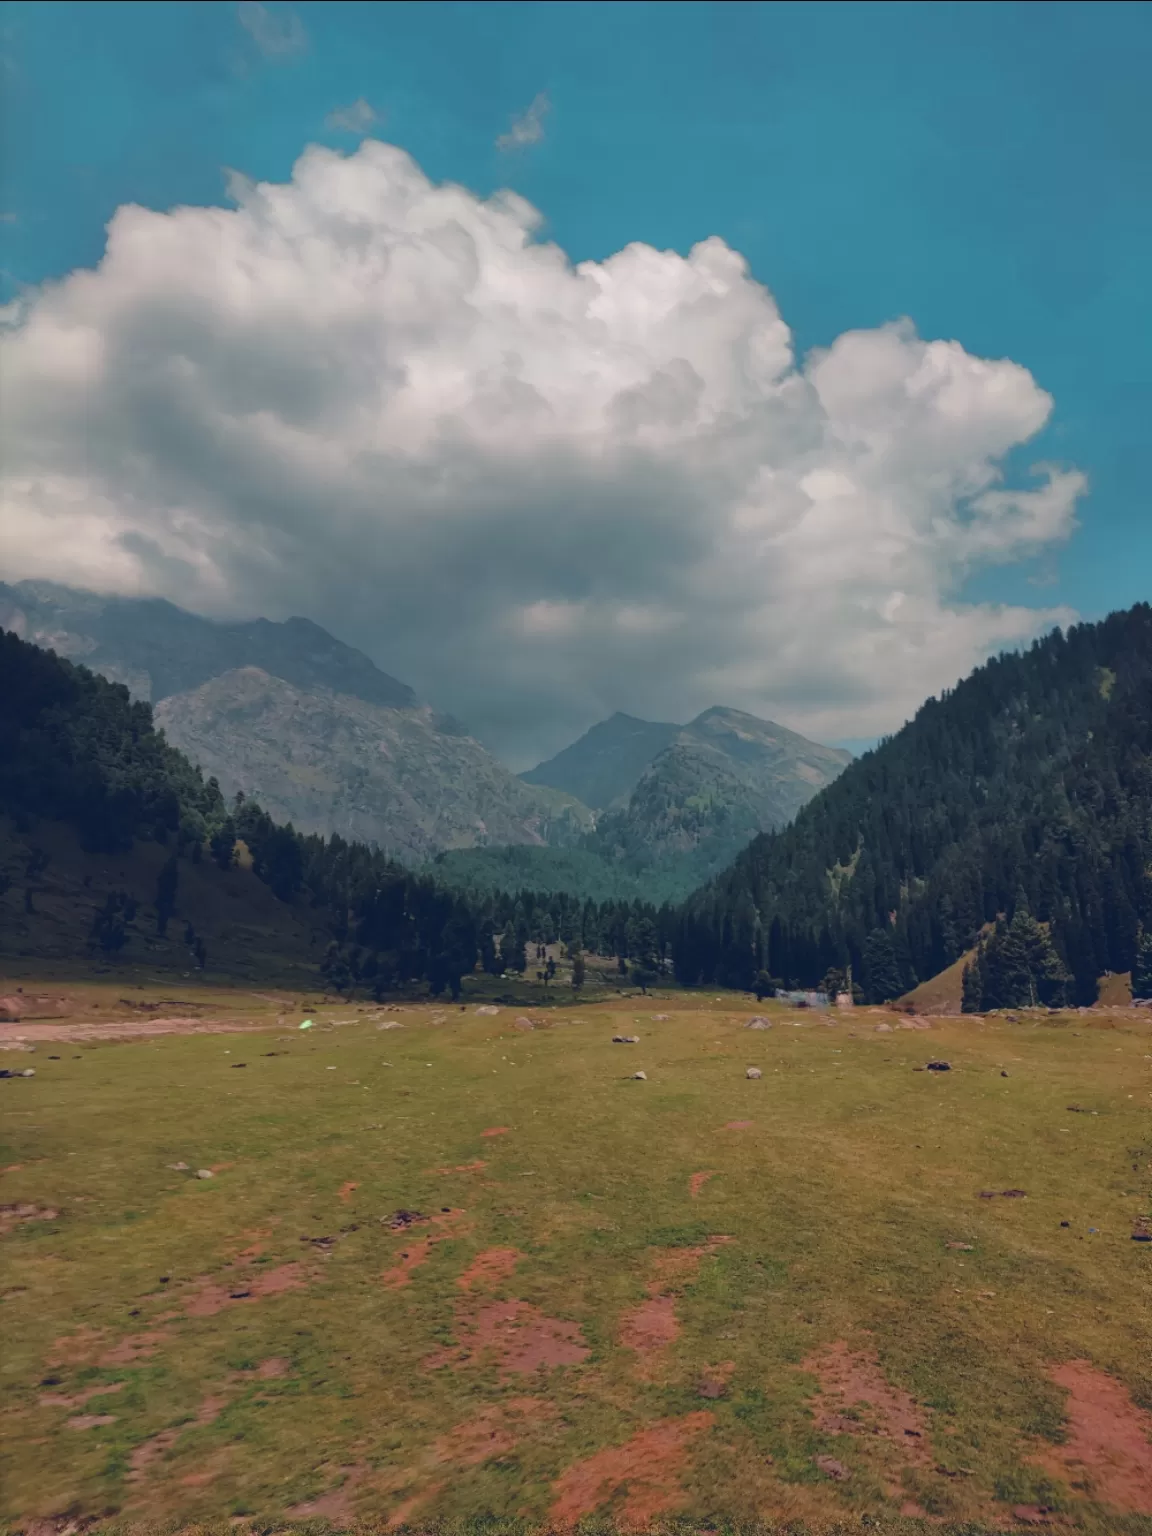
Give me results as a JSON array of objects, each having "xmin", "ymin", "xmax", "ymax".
[
  {"xmin": 496, "ymin": 91, "xmax": 550, "ymax": 151},
  {"xmin": 0, "ymin": 140, "xmax": 1084, "ymax": 766},
  {"xmin": 325, "ymin": 98, "xmax": 378, "ymax": 135},
  {"xmin": 237, "ymin": 1, "xmax": 307, "ymax": 57}
]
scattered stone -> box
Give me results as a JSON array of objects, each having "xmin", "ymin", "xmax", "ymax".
[
  {"xmin": 475, "ymin": 1006, "xmax": 501, "ymax": 1015},
  {"xmin": 612, "ymin": 1035, "xmax": 640, "ymax": 1044},
  {"xmin": 513, "ymin": 1017, "xmax": 535, "ymax": 1031},
  {"xmin": 652, "ymin": 1013, "xmax": 670, "ymax": 1020},
  {"xmin": 1060, "ymin": 1221, "xmax": 1070, "ymax": 1228},
  {"xmin": 926, "ymin": 1061, "xmax": 951, "ymax": 1072},
  {"xmin": 745, "ymin": 1016, "xmax": 772, "ymax": 1029},
  {"xmin": 167, "ymin": 1162, "xmax": 189, "ymax": 1171},
  {"xmin": 384, "ymin": 1209, "xmax": 428, "ymax": 1230},
  {"xmin": 0, "ymin": 1202, "xmax": 60, "ymax": 1232},
  {"xmin": 1001, "ymin": 1189, "xmax": 1027, "ymax": 1199},
  {"xmin": 875, "ymin": 1022, "xmax": 893, "ymax": 1033},
  {"xmin": 1132, "ymin": 1218, "xmax": 1151, "ymax": 1243},
  {"xmin": 745, "ymin": 1066, "xmax": 762, "ymax": 1079},
  {"xmin": 230, "ymin": 1062, "xmax": 247, "ymax": 1069},
  {"xmin": 946, "ymin": 1242, "xmax": 975, "ymax": 1251},
  {"xmin": 1001, "ymin": 1070, "xmax": 1009, "ymax": 1077},
  {"xmin": 1011, "ymin": 1506, "xmax": 1055, "ymax": 1526},
  {"xmin": 631, "ymin": 1071, "xmax": 648, "ymax": 1081},
  {"xmin": 815, "ymin": 1455, "xmax": 850, "ymax": 1481},
  {"xmin": 195, "ymin": 1169, "xmax": 214, "ymax": 1180}
]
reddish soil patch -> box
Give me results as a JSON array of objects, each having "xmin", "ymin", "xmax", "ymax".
[
  {"xmin": 456, "ymin": 1247, "xmax": 521, "ymax": 1292},
  {"xmin": 549, "ymin": 1411, "xmax": 715, "ymax": 1525},
  {"xmin": 40, "ymin": 1381, "xmax": 126, "ymax": 1410},
  {"xmin": 695, "ymin": 1360, "xmax": 736, "ymax": 1399},
  {"xmin": 800, "ymin": 1340, "xmax": 932, "ymax": 1497},
  {"xmin": 432, "ymin": 1158, "xmax": 487, "ymax": 1175},
  {"xmin": 286, "ymin": 1462, "xmax": 370, "ymax": 1520},
  {"xmin": 721, "ymin": 1120, "xmax": 753, "ymax": 1130},
  {"xmin": 253, "ymin": 1356, "xmax": 291, "ymax": 1379},
  {"xmin": 480, "ymin": 1126, "xmax": 511, "ymax": 1138},
  {"xmin": 433, "ymin": 1299, "xmax": 590, "ymax": 1376},
  {"xmin": 620, "ymin": 1295, "xmax": 679, "ymax": 1357},
  {"xmin": 338, "ymin": 1180, "xmax": 358, "ymax": 1203},
  {"xmin": 0, "ymin": 1202, "xmax": 59, "ymax": 1233},
  {"xmin": 688, "ymin": 1170, "xmax": 718, "ymax": 1198},
  {"xmin": 433, "ymin": 1396, "xmax": 551, "ymax": 1467},
  {"xmin": 99, "ymin": 1330, "xmax": 170, "ymax": 1366},
  {"xmin": 48, "ymin": 1327, "xmax": 105, "ymax": 1365},
  {"xmin": 382, "ymin": 1237, "xmax": 433, "ymax": 1289},
  {"xmin": 1031, "ymin": 1360, "xmax": 1152, "ymax": 1513},
  {"xmin": 184, "ymin": 1262, "xmax": 303, "ymax": 1317},
  {"xmin": 386, "ymin": 1485, "xmax": 443, "ymax": 1530}
]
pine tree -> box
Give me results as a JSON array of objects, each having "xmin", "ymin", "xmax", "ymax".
[
  {"xmin": 1134, "ymin": 927, "xmax": 1152, "ymax": 1000},
  {"xmin": 862, "ymin": 928, "xmax": 903, "ymax": 1003},
  {"xmin": 155, "ymin": 855, "xmax": 178, "ymax": 936},
  {"xmin": 961, "ymin": 957, "xmax": 983, "ymax": 1013},
  {"xmin": 571, "ymin": 951, "xmax": 586, "ymax": 989}
]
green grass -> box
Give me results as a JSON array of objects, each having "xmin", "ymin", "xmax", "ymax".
[{"xmin": 1, "ymin": 989, "xmax": 1150, "ymax": 1534}]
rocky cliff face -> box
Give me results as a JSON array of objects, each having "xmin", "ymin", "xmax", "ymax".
[{"xmin": 0, "ymin": 582, "xmax": 588, "ymax": 861}]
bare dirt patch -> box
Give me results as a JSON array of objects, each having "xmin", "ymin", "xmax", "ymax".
[
  {"xmin": 382, "ymin": 1237, "xmax": 433, "ymax": 1289},
  {"xmin": 0, "ymin": 1017, "xmax": 269, "ymax": 1044},
  {"xmin": 800, "ymin": 1339, "xmax": 933, "ymax": 1498},
  {"xmin": 433, "ymin": 1396, "xmax": 551, "ymax": 1467},
  {"xmin": 688, "ymin": 1170, "xmax": 718, "ymax": 1198},
  {"xmin": 432, "ymin": 1157, "xmax": 487, "ymax": 1175},
  {"xmin": 456, "ymin": 1246, "xmax": 521, "ymax": 1292},
  {"xmin": 40, "ymin": 1380, "xmax": 126, "ymax": 1410},
  {"xmin": 549, "ymin": 1411, "xmax": 715, "ymax": 1524},
  {"xmin": 620, "ymin": 1295, "xmax": 679, "ymax": 1358},
  {"xmin": 99, "ymin": 1330, "xmax": 171, "ymax": 1366},
  {"xmin": 1030, "ymin": 1360, "xmax": 1152, "ymax": 1513},
  {"xmin": 184, "ymin": 1261, "xmax": 303, "ymax": 1317},
  {"xmin": 338, "ymin": 1180, "xmax": 358, "ymax": 1203},
  {"xmin": 431, "ymin": 1298, "xmax": 589, "ymax": 1376},
  {"xmin": 721, "ymin": 1119, "xmax": 753, "ymax": 1130},
  {"xmin": 65, "ymin": 1413, "xmax": 117, "ymax": 1430},
  {"xmin": 0, "ymin": 1202, "xmax": 59, "ymax": 1234},
  {"xmin": 480, "ymin": 1126, "xmax": 511, "ymax": 1138},
  {"xmin": 285, "ymin": 1462, "xmax": 370, "ymax": 1520}
]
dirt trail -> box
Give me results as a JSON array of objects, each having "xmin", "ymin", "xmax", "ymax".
[{"xmin": 0, "ymin": 1017, "xmax": 274, "ymax": 1043}]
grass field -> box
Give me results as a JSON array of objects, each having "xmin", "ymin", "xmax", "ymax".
[{"xmin": 2, "ymin": 986, "xmax": 1151, "ymax": 1534}]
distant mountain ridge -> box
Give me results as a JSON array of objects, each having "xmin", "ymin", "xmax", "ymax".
[
  {"xmin": 0, "ymin": 580, "xmax": 416, "ymax": 709},
  {"xmin": 521, "ymin": 712, "xmax": 681, "ymax": 808},
  {"xmin": 0, "ymin": 581, "xmax": 584, "ymax": 862},
  {"xmin": 438, "ymin": 704, "xmax": 852, "ymax": 902}
]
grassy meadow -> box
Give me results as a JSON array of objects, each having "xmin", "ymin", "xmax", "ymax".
[{"xmin": 2, "ymin": 985, "xmax": 1151, "ymax": 1535}]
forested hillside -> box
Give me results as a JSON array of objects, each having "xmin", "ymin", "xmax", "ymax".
[
  {"xmin": 673, "ymin": 606, "xmax": 1152, "ymax": 1007},
  {"xmin": 0, "ymin": 630, "xmax": 665, "ymax": 995}
]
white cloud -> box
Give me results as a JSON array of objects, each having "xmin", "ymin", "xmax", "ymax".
[
  {"xmin": 237, "ymin": 1, "xmax": 307, "ymax": 57},
  {"xmin": 0, "ymin": 140, "xmax": 1084, "ymax": 765},
  {"xmin": 496, "ymin": 91, "xmax": 549, "ymax": 152},
  {"xmin": 325, "ymin": 98, "xmax": 378, "ymax": 135}
]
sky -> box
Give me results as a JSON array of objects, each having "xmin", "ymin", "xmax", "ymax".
[{"xmin": 1, "ymin": 1, "xmax": 1149, "ymax": 767}]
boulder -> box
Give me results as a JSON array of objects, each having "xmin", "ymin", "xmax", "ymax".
[{"xmin": 746, "ymin": 1066, "xmax": 763, "ymax": 1080}]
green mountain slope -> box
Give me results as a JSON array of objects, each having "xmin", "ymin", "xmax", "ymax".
[
  {"xmin": 674, "ymin": 605, "xmax": 1152, "ymax": 1006},
  {"xmin": 437, "ymin": 706, "xmax": 851, "ymax": 902},
  {"xmin": 520, "ymin": 712, "xmax": 680, "ymax": 808}
]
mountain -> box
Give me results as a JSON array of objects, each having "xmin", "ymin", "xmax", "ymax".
[
  {"xmin": 0, "ymin": 627, "xmax": 486, "ymax": 992},
  {"xmin": 437, "ymin": 706, "xmax": 852, "ymax": 903},
  {"xmin": 0, "ymin": 582, "xmax": 588, "ymax": 862},
  {"xmin": 521, "ymin": 713, "xmax": 681, "ymax": 808},
  {"xmin": 153, "ymin": 667, "xmax": 588, "ymax": 864},
  {"xmin": 0, "ymin": 580, "xmax": 415, "ymax": 708},
  {"xmin": 673, "ymin": 605, "xmax": 1152, "ymax": 1007}
]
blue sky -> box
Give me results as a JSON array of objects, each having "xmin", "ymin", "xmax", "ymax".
[{"xmin": 1, "ymin": 1, "xmax": 1149, "ymax": 758}]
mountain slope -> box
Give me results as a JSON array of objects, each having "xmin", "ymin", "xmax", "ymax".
[
  {"xmin": 0, "ymin": 582, "xmax": 587, "ymax": 861},
  {"xmin": 437, "ymin": 706, "xmax": 851, "ymax": 901},
  {"xmin": 520, "ymin": 712, "xmax": 681, "ymax": 809},
  {"xmin": 0, "ymin": 628, "xmax": 483, "ymax": 992},
  {"xmin": 674, "ymin": 605, "xmax": 1152, "ymax": 1004},
  {"xmin": 154, "ymin": 667, "xmax": 589, "ymax": 863}
]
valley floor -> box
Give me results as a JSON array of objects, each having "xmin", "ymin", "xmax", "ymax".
[{"xmin": 1, "ymin": 986, "xmax": 1150, "ymax": 1534}]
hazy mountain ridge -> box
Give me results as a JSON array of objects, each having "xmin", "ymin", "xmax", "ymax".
[
  {"xmin": 0, "ymin": 582, "xmax": 586, "ymax": 861},
  {"xmin": 521, "ymin": 712, "xmax": 681, "ymax": 808}
]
